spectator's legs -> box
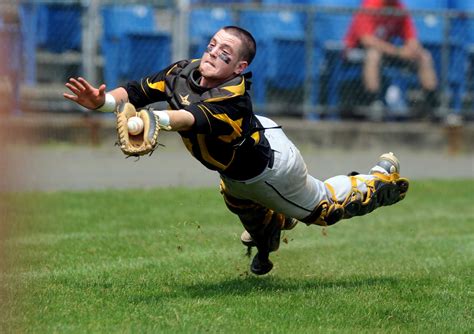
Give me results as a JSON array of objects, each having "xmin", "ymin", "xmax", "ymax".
[
  {"xmin": 363, "ymin": 48, "xmax": 384, "ymax": 120},
  {"xmin": 363, "ymin": 48, "xmax": 383, "ymax": 95},
  {"xmin": 416, "ymin": 49, "xmax": 439, "ymax": 118},
  {"xmin": 417, "ymin": 49, "xmax": 437, "ymax": 92}
]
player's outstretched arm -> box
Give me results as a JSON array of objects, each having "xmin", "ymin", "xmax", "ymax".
[{"xmin": 63, "ymin": 77, "xmax": 128, "ymax": 111}]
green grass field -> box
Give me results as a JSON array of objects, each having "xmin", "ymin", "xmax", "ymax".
[{"xmin": 1, "ymin": 180, "xmax": 473, "ymax": 333}]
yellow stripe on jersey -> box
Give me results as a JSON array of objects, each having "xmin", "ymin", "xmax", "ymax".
[
  {"xmin": 166, "ymin": 63, "xmax": 179, "ymax": 75},
  {"xmin": 198, "ymin": 104, "xmax": 243, "ymax": 143},
  {"xmin": 197, "ymin": 105, "xmax": 213, "ymax": 132},
  {"xmin": 203, "ymin": 77, "xmax": 246, "ymax": 102},
  {"xmin": 140, "ymin": 79, "xmax": 151, "ymax": 99},
  {"xmin": 216, "ymin": 116, "xmax": 243, "ymax": 143},
  {"xmin": 222, "ymin": 76, "xmax": 246, "ymax": 95},
  {"xmin": 146, "ymin": 78, "xmax": 165, "ymax": 92},
  {"xmin": 198, "ymin": 134, "xmax": 235, "ymax": 170},
  {"xmin": 251, "ymin": 131, "xmax": 260, "ymax": 145},
  {"xmin": 181, "ymin": 137, "xmax": 194, "ymax": 156}
]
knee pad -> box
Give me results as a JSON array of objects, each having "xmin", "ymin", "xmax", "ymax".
[
  {"xmin": 220, "ymin": 181, "xmax": 284, "ymax": 251},
  {"xmin": 220, "ymin": 181, "xmax": 261, "ymax": 216}
]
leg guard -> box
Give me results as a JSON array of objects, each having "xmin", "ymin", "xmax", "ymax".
[
  {"xmin": 300, "ymin": 199, "xmax": 345, "ymax": 227},
  {"xmin": 302, "ymin": 173, "xmax": 409, "ymax": 226},
  {"xmin": 221, "ymin": 182, "xmax": 286, "ymax": 275},
  {"xmin": 220, "ymin": 181, "xmax": 286, "ymax": 252},
  {"xmin": 240, "ymin": 216, "xmax": 298, "ymax": 248},
  {"xmin": 343, "ymin": 173, "xmax": 409, "ymax": 218},
  {"xmin": 325, "ymin": 172, "xmax": 409, "ymax": 221}
]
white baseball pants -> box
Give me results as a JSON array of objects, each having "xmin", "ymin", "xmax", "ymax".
[{"xmin": 221, "ymin": 116, "xmax": 378, "ymax": 220}]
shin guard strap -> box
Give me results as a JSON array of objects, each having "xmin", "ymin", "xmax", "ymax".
[{"xmin": 301, "ymin": 200, "xmax": 344, "ymax": 227}]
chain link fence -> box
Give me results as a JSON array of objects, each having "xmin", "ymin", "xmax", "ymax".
[{"xmin": 1, "ymin": 0, "xmax": 473, "ymax": 121}]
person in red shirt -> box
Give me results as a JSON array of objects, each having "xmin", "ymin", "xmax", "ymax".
[{"xmin": 345, "ymin": 0, "xmax": 438, "ymax": 117}]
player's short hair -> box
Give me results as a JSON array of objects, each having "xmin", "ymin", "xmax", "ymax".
[{"xmin": 222, "ymin": 26, "xmax": 256, "ymax": 65}]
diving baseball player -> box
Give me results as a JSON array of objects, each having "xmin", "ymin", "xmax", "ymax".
[{"xmin": 64, "ymin": 26, "xmax": 409, "ymax": 275}]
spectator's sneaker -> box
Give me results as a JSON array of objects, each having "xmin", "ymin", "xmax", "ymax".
[{"xmin": 250, "ymin": 252, "xmax": 273, "ymax": 275}]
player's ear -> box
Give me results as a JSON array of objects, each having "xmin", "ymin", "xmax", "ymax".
[{"xmin": 234, "ymin": 60, "xmax": 248, "ymax": 75}]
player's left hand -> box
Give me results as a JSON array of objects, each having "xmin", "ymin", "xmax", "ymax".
[{"xmin": 116, "ymin": 102, "xmax": 161, "ymax": 157}]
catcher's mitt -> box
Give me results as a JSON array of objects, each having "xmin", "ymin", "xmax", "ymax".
[{"xmin": 116, "ymin": 102, "xmax": 160, "ymax": 157}]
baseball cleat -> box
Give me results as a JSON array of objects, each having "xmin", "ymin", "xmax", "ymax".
[
  {"xmin": 371, "ymin": 152, "xmax": 409, "ymax": 200},
  {"xmin": 342, "ymin": 179, "xmax": 409, "ymax": 218},
  {"xmin": 342, "ymin": 152, "xmax": 409, "ymax": 219},
  {"xmin": 250, "ymin": 252, "xmax": 273, "ymax": 275},
  {"xmin": 240, "ymin": 217, "xmax": 297, "ymax": 249},
  {"xmin": 240, "ymin": 226, "xmax": 280, "ymax": 252}
]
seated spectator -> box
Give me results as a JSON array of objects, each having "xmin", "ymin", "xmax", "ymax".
[{"xmin": 344, "ymin": 0, "xmax": 439, "ymax": 119}]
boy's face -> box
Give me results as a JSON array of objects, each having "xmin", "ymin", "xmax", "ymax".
[{"xmin": 199, "ymin": 29, "xmax": 248, "ymax": 83}]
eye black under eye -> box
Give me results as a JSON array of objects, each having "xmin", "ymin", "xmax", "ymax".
[{"xmin": 218, "ymin": 53, "xmax": 231, "ymax": 64}]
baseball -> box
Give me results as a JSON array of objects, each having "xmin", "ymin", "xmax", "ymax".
[{"xmin": 128, "ymin": 116, "xmax": 144, "ymax": 135}]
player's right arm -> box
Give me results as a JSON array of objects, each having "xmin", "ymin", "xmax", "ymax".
[
  {"xmin": 63, "ymin": 76, "xmax": 195, "ymax": 131},
  {"xmin": 62, "ymin": 61, "xmax": 175, "ymax": 110},
  {"xmin": 63, "ymin": 61, "xmax": 195, "ymax": 130}
]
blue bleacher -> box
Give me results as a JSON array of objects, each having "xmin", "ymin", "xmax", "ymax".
[
  {"xmin": 448, "ymin": 0, "xmax": 474, "ymax": 44},
  {"xmin": 191, "ymin": 0, "xmax": 252, "ymax": 3},
  {"xmin": 0, "ymin": 22, "xmax": 21, "ymax": 114},
  {"xmin": 410, "ymin": 3, "xmax": 467, "ymax": 110},
  {"xmin": 102, "ymin": 5, "xmax": 155, "ymax": 40},
  {"xmin": 19, "ymin": 3, "xmax": 82, "ymax": 85},
  {"xmin": 307, "ymin": 1, "xmax": 362, "ymax": 112},
  {"xmin": 449, "ymin": 0, "xmax": 474, "ymax": 107},
  {"xmin": 313, "ymin": 12, "xmax": 356, "ymax": 109},
  {"xmin": 18, "ymin": 3, "xmax": 38, "ymax": 85},
  {"xmin": 262, "ymin": 0, "xmax": 307, "ymax": 4},
  {"xmin": 407, "ymin": 0, "xmax": 448, "ymax": 10},
  {"xmin": 239, "ymin": 10, "xmax": 307, "ymax": 105},
  {"xmin": 122, "ymin": 32, "xmax": 171, "ymax": 82},
  {"xmin": 305, "ymin": 0, "xmax": 360, "ymax": 7},
  {"xmin": 189, "ymin": 8, "xmax": 234, "ymax": 59},
  {"xmin": 101, "ymin": 5, "xmax": 171, "ymax": 88},
  {"xmin": 449, "ymin": 0, "xmax": 474, "ymax": 13},
  {"xmin": 36, "ymin": 4, "xmax": 82, "ymax": 53}
]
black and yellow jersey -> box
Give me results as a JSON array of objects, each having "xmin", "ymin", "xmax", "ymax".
[{"xmin": 124, "ymin": 59, "xmax": 273, "ymax": 180}]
